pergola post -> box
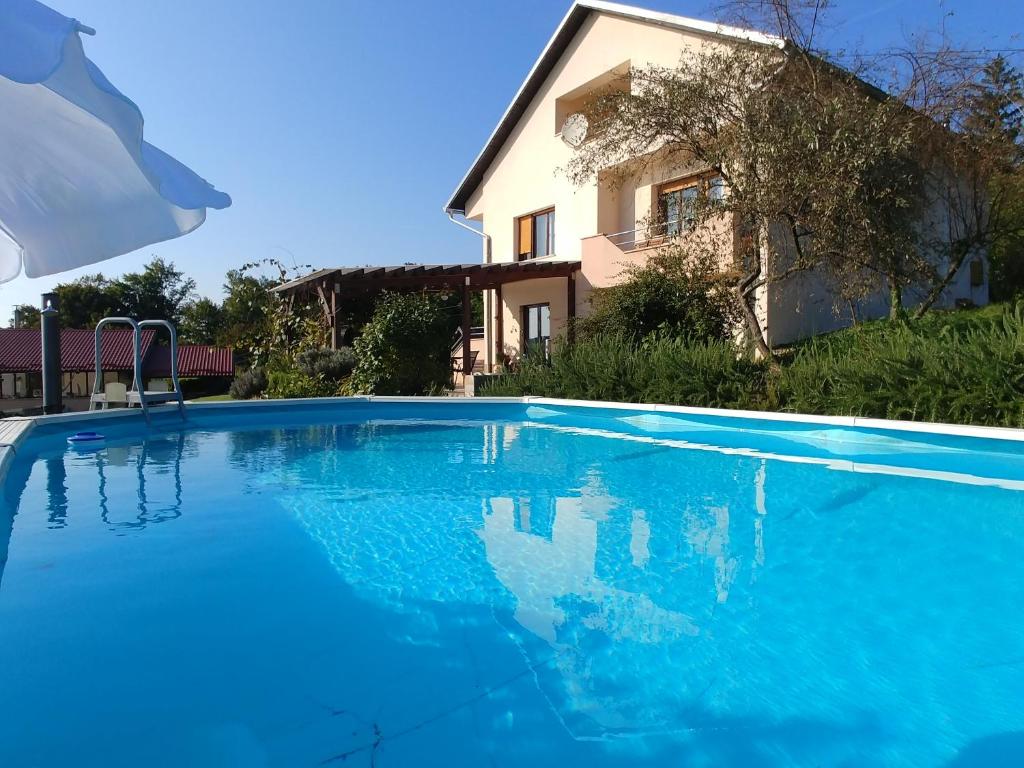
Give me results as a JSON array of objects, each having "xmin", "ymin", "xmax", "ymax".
[
  {"xmin": 461, "ymin": 278, "xmax": 472, "ymax": 383},
  {"xmin": 494, "ymin": 284, "xmax": 503, "ymax": 372},
  {"xmin": 330, "ymin": 288, "xmax": 340, "ymax": 350},
  {"xmin": 566, "ymin": 274, "xmax": 576, "ymax": 344}
]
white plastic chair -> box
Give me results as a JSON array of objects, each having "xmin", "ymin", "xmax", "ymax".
[
  {"xmin": 103, "ymin": 381, "xmax": 128, "ymax": 408},
  {"xmin": 147, "ymin": 378, "xmax": 169, "ymax": 393}
]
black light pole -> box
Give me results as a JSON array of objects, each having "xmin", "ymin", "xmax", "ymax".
[{"xmin": 40, "ymin": 292, "xmax": 61, "ymax": 415}]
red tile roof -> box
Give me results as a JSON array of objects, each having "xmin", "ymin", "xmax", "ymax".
[
  {"xmin": 144, "ymin": 344, "xmax": 234, "ymax": 378},
  {"xmin": 0, "ymin": 328, "xmax": 156, "ymax": 373}
]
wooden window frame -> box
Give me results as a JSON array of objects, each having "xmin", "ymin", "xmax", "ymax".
[
  {"xmin": 521, "ymin": 302, "xmax": 552, "ymax": 356},
  {"xmin": 516, "ymin": 207, "xmax": 556, "ymax": 261},
  {"xmin": 656, "ymin": 172, "xmax": 726, "ymax": 237}
]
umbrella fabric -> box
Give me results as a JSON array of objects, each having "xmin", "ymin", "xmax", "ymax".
[{"xmin": 0, "ymin": 0, "xmax": 230, "ymax": 283}]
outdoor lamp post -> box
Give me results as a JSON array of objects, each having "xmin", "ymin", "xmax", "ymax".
[{"xmin": 40, "ymin": 291, "xmax": 60, "ymax": 415}]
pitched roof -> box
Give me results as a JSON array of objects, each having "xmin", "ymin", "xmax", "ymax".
[
  {"xmin": 443, "ymin": 1, "xmax": 782, "ymax": 215},
  {"xmin": 0, "ymin": 328, "xmax": 155, "ymax": 373},
  {"xmin": 0, "ymin": 329, "xmax": 233, "ymax": 377},
  {"xmin": 144, "ymin": 345, "xmax": 234, "ymax": 378}
]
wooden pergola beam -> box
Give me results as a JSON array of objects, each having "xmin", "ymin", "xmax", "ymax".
[{"xmin": 273, "ymin": 261, "xmax": 582, "ymax": 298}]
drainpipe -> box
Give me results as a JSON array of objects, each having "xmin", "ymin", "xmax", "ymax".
[
  {"xmin": 446, "ymin": 211, "xmax": 494, "ymax": 371},
  {"xmin": 446, "ymin": 211, "xmax": 491, "ymax": 262}
]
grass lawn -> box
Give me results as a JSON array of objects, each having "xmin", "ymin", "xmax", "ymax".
[{"xmin": 188, "ymin": 394, "xmax": 233, "ymax": 402}]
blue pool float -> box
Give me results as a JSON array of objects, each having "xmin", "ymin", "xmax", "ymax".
[{"xmin": 67, "ymin": 431, "xmax": 105, "ymax": 446}]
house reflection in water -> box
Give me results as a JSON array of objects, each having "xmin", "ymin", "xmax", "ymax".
[
  {"xmin": 478, "ymin": 489, "xmax": 699, "ymax": 646},
  {"xmin": 475, "ymin": 446, "xmax": 770, "ymax": 735}
]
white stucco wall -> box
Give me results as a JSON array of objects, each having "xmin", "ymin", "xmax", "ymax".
[
  {"xmin": 459, "ymin": 8, "xmax": 988, "ymax": 358},
  {"xmin": 464, "ymin": 13, "xmax": 735, "ymax": 364},
  {"xmin": 500, "ymin": 277, "xmax": 572, "ymax": 361}
]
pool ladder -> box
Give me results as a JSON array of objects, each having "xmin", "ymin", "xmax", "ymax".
[{"xmin": 88, "ymin": 317, "xmax": 185, "ymax": 421}]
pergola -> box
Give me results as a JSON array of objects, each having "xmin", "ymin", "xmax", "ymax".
[{"xmin": 272, "ymin": 260, "xmax": 582, "ymax": 375}]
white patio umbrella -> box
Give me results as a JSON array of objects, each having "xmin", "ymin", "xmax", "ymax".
[{"xmin": 0, "ymin": 0, "xmax": 231, "ymax": 284}]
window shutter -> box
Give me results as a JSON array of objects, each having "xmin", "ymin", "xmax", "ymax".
[{"xmin": 518, "ymin": 216, "xmax": 533, "ymax": 259}]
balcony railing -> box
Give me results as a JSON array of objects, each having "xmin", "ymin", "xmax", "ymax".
[{"xmin": 604, "ymin": 219, "xmax": 690, "ymax": 251}]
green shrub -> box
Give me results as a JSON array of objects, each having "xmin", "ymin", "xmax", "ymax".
[
  {"xmin": 265, "ymin": 368, "xmax": 337, "ymax": 399},
  {"xmin": 483, "ymin": 333, "xmax": 767, "ymax": 409},
  {"xmin": 295, "ymin": 347, "xmax": 356, "ymax": 381},
  {"xmin": 179, "ymin": 376, "xmax": 231, "ymax": 399},
  {"xmin": 485, "ymin": 303, "xmax": 1024, "ymax": 428},
  {"xmin": 776, "ymin": 303, "xmax": 1024, "ymax": 426},
  {"xmin": 229, "ymin": 367, "xmax": 267, "ymax": 399},
  {"xmin": 576, "ymin": 247, "xmax": 736, "ymax": 342},
  {"xmin": 350, "ymin": 292, "xmax": 455, "ymax": 395}
]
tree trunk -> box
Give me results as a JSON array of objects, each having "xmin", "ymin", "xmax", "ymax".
[
  {"xmin": 735, "ymin": 225, "xmax": 776, "ymax": 364},
  {"xmin": 889, "ymin": 282, "xmax": 904, "ymax": 320},
  {"xmin": 735, "ymin": 282, "xmax": 773, "ymax": 361},
  {"xmin": 913, "ymin": 246, "xmax": 970, "ymax": 319}
]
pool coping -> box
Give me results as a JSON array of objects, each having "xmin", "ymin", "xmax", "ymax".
[{"xmin": 4, "ymin": 395, "xmax": 1024, "ymax": 486}]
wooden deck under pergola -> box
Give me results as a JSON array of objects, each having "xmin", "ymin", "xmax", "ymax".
[{"xmin": 271, "ymin": 260, "xmax": 582, "ymax": 376}]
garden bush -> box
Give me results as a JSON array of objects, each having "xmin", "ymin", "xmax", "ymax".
[
  {"xmin": 576, "ymin": 248, "xmax": 736, "ymax": 342},
  {"xmin": 229, "ymin": 367, "xmax": 268, "ymax": 399},
  {"xmin": 179, "ymin": 376, "xmax": 231, "ymax": 399},
  {"xmin": 484, "ymin": 303, "xmax": 1024, "ymax": 428},
  {"xmin": 295, "ymin": 346, "xmax": 357, "ymax": 381},
  {"xmin": 484, "ymin": 333, "xmax": 768, "ymax": 409},
  {"xmin": 349, "ymin": 291, "xmax": 455, "ymax": 395},
  {"xmin": 265, "ymin": 368, "xmax": 338, "ymax": 399},
  {"xmin": 775, "ymin": 303, "xmax": 1024, "ymax": 426}
]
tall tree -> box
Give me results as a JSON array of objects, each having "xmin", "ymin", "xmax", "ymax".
[
  {"xmin": 7, "ymin": 304, "xmax": 40, "ymax": 328},
  {"xmin": 953, "ymin": 56, "xmax": 1024, "ymax": 302},
  {"xmin": 111, "ymin": 257, "xmax": 196, "ymax": 325},
  {"xmin": 51, "ymin": 274, "xmax": 120, "ymax": 329},
  {"xmin": 220, "ymin": 268, "xmax": 277, "ymax": 365},
  {"xmin": 567, "ymin": 1, "xmax": 1022, "ymax": 353},
  {"xmin": 568, "ymin": 44, "xmax": 928, "ymax": 355},
  {"xmin": 179, "ymin": 297, "xmax": 225, "ymax": 345}
]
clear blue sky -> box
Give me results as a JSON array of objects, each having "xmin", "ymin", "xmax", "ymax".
[{"xmin": 2, "ymin": 0, "xmax": 1022, "ymax": 323}]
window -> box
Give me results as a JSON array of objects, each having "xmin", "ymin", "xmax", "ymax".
[
  {"xmin": 658, "ymin": 181, "xmax": 698, "ymax": 236},
  {"xmin": 522, "ymin": 303, "xmax": 551, "ymax": 357},
  {"xmin": 969, "ymin": 258, "xmax": 984, "ymax": 287},
  {"xmin": 708, "ymin": 175, "xmax": 726, "ymax": 205},
  {"xmin": 657, "ymin": 174, "xmax": 726, "ymax": 236},
  {"xmin": 517, "ymin": 208, "xmax": 556, "ymax": 260}
]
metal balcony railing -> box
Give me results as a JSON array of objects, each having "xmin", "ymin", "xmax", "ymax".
[{"xmin": 604, "ymin": 218, "xmax": 691, "ymax": 251}]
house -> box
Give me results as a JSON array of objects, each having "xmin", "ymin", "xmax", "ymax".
[
  {"xmin": 0, "ymin": 328, "xmax": 233, "ymax": 399},
  {"xmin": 443, "ymin": 0, "xmax": 989, "ymax": 371}
]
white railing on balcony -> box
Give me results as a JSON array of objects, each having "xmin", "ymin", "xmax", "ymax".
[{"xmin": 605, "ymin": 219, "xmax": 690, "ymax": 251}]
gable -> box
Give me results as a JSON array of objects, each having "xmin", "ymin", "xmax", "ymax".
[{"xmin": 444, "ymin": 1, "xmax": 780, "ymax": 214}]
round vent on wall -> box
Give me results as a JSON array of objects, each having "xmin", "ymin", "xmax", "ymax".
[{"xmin": 560, "ymin": 113, "xmax": 589, "ymax": 148}]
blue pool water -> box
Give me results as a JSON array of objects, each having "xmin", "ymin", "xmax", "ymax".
[{"xmin": 1, "ymin": 401, "xmax": 1024, "ymax": 767}]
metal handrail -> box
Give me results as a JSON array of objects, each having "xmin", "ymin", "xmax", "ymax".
[
  {"xmin": 451, "ymin": 326, "xmax": 464, "ymax": 354},
  {"xmin": 90, "ymin": 317, "xmax": 186, "ymax": 421},
  {"xmin": 605, "ymin": 219, "xmax": 688, "ymax": 250},
  {"xmin": 92, "ymin": 317, "xmax": 146, "ymax": 417},
  {"xmin": 138, "ymin": 319, "xmax": 186, "ymax": 419}
]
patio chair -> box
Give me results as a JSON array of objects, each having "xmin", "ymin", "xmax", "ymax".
[
  {"xmin": 452, "ymin": 350, "xmax": 479, "ymax": 374},
  {"xmin": 147, "ymin": 378, "xmax": 169, "ymax": 392},
  {"xmin": 103, "ymin": 382, "xmax": 128, "ymax": 409}
]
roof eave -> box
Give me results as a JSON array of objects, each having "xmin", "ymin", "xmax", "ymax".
[{"xmin": 443, "ymin": 0, "xmax": 783, "ymax": 215}]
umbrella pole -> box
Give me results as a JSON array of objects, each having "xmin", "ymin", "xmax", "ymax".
[{"xmin": 41, "ymin": 293, "xmax": 62, "ymax": 415}]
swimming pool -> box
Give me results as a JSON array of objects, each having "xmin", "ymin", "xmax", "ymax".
[{"xmin": 1, "ymin": 398, "xmax": 1023, "ymax": 767}]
